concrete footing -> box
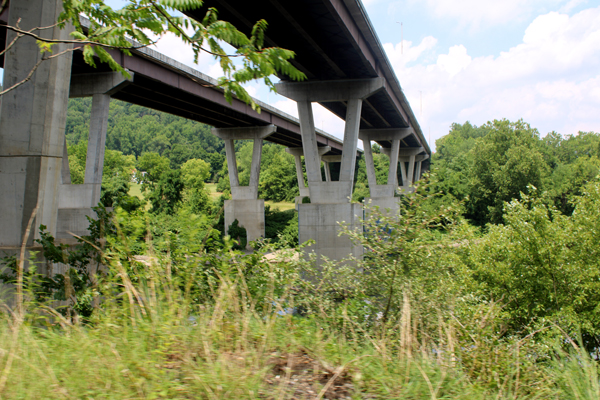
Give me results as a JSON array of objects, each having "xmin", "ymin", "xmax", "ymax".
[
  {"xmin": 298, "ymin": 203, "xmax": 363, "ymax": 266},
  {"xmin": 224, "ymin": 199, "xmax": 265, "ymax": 248},
  {"xmin": 364, "ymin": 197, "xmax": 400, "ymax": 216}
]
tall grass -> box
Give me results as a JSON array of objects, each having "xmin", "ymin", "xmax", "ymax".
[
  {"xmin": 1, "ymin": 245, "xmax": 597, "ymax": 399},
  {"xmin": 2, "ymin": 182, "xmax": 600, "ymax": 399}
]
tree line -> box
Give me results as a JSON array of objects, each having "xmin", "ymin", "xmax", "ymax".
[{"xmin": 66, "ymin": 97, "xmax": 600, "ymax": 244}]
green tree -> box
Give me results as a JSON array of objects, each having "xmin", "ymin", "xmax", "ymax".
[
  {"xmin": 136, "ymin": 152, "xmax": 171, "ymax": 188},
  {"xmin": 259, "ymin": 149, "xmax": 298, "ymax": 202},
  {"xmin": 180, "ymin": 158, "xmax": 212, "ymax": 214},
  {"xmin": 465, "ymin": 119, "xmax": 548, "ymax": 225},
  {"xmin": 466, "ymin": 181, "xmax": 600, "ymax": 350},
  {"xmin": 148, "ymin": 169, "xmax": 184, "ymax": 215}
]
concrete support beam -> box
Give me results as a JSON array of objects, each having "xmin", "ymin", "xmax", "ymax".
[
  {"xmin": 211, "ymin": 125, "xmax": 276, "ymax": 141},
  {"xmin": 69, "ymin": 71, "xmax": 133, "ymax": 98},
  {"xmin": 275, "ymin": 78, "xmax": 384, "ymax": 102},
  {"xmin": 358, "ymin": 128, "xmax": 413, "ymax": 142},
  {"xmin": 398, "ymin": 147, "xmax": 425, "ymax": 157},
  {"xmin": 0, "ymin": 0, "xmax": 73, "ymax": 247},
  {"xmin": 212, "ymin": 125, "xmax": 276, "ymax": 247}
]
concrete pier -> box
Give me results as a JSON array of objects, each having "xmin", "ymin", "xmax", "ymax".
[
  {"xmin": 212, "ymin": 125, "xmax": 276, "ymax": 247},
  {"xmin": 56, "ymin": 72, "xmax": 132, "ymax": 240},
  {"xmin": 0, "ymin": 0, "xmax": 73, "ymax": 247},
  {"xmin": 276, "ymin": 79, "xmax": 384, "ymax": 264}
]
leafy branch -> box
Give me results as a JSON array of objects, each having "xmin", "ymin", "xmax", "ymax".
[{"xmin": 2, "ymin": 0, "xmax": 306, "ymax": 110}]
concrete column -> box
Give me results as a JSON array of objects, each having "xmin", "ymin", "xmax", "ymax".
[
  {"xmin": 387, "ymin": 139, "xmax": 400, "ymax": 186},
  {"xmin": 324, "ymin": 161, "xmax": 332, "ymax": 182},
  {"xmin": 212, "ymin": 125, "xmax": 276, "ymax": 247},
  {"xmin": 84, "ymin": 93, "xmax": 110, "ymax": 206},
  {"xmin": 224, "ymin": 139, "xmax": 239, "ymax": 187},
  {"xmin": 339, "ymin": 98, "xmax": 362, "ymax": 183},
  {"xmin": 62, "ymin": 137, "xmax": 71, "ymax": 184},
  {"xmin": 56, "ymin": 72, "xmax": 133, "ymax": 240},
  {"xmin": 399, "ymin": 159, "xmax": 407, "ymax": 188},
  {"xmin": 407, "ymin": 155, "xmax": 416, "ymax": 187},
  {"xmin": 249, "ymin": 138, "xmax": 263, "ymax": 188},
  {"xmin": 0, "ymin": 0, "xmax": 73, "ymax": 247},
  {"xmin": 296, "ymin": 100, "xmax": 322, "ymax": 183},
  {"xmin": 361, "ymin": 139, "xmax": 378, "ymax": 190},
  {"xmin": 291, "ymin": 154, "xmax": 309, "ymax": 197}
]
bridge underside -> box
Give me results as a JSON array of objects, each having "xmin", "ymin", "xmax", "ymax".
[
  {"xmin": 187, "ymin": 0, "xmax": 429, "ymax": 156},
  {"xmin": 0, "ymin": 0, "xmax": 430, "ymax": 266}
]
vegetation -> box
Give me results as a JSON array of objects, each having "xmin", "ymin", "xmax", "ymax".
[
  {"xmin": 20, "ymin": 1, "xmax": 600, "ymax": 396},
  {"xmin": 2, "ymin": 175, "xmax": 600, "ymax": 398},
  {"xmin": 6, "ymin": 81, "xmax": 600, "ymax": 398}
]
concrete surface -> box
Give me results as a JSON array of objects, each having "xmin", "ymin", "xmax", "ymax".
[
  {"xmin": 224, "ymin": 199, "xmax": 265, "ymax": 249},
  {"xmin": 0, "ymin": 0, "xmax": 73, "ymax": 247},
  {"xmin": 298, "ymin": 203, "xmax": 363, "ymax": 266}
]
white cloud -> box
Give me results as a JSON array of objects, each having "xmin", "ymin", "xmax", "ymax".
[
  {"xmin": 436, "ymin": 45, "xmax": 471, "ymax": 76},
  {"xmin": 418, "ymin": 0, "xmax": 566, "ymax": 30},
  {"xmin": 383, "ymin": 6, "xmax": 600, "ymax": 148}
]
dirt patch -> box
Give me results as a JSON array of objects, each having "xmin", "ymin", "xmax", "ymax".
[{"xmin": 262, "ymin": 351, "xmax": 357, "ymax": 400}]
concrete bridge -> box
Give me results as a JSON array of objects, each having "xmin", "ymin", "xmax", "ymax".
[{"xmin": 0, "ymin": 0, "xmax": 430, "ymax": 264}]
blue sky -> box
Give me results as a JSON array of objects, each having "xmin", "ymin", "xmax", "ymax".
[{"xmin": 17, "ymin": 0, "xmax": 600, "ymax": 150}]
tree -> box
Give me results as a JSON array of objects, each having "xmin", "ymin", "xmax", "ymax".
[
  {"xmin": 465, "ymin": 119, "xmax": 548, "ymax": 225},
  {"xmin": 259, "ymin": 151, "xmax": 297, "ymax": 202},
  {"xmin": 136, "ymin": 152, "xmax": 170, "ymax": 188},
  {"xmin": 467, "ymin": 181, "xmax": 600, "ymax": 350},
  {"xmin": 180, "ymin": 158, "xmax": 212, "ymax": 214},
  {"xmin": 2, "ymin": 0, "xmax": 306, "ymax": 109},
  {"xmin": 148, "ymin": 169, "xmax": 184, "ymax": 214}
]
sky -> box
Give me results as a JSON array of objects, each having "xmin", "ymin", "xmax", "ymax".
[
  {"xmin": 7, "ymin": 0, "xmax": 600, "ymax": 151},
  {"xmin": 142, "ymin": 0, "xmax": 600, "ymax": 151}
]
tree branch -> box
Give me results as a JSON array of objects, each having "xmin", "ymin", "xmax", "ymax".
[
  {"xmin": 4, "ymin": 24, "xmax": 159, "ymax": 51},
  {"xmin": 0, "ymin": 47, "xmax": 76, "ymax": 96},
  {"xmin": 147, "ymin": 0, "xmax": 244, "ymax": 59}
]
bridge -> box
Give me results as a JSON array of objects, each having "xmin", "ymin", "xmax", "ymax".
[{"xmin": 0, "ymin": 0, "xmax": 430, "ymax": 264}]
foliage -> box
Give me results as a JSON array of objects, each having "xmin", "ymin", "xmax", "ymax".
[
  {"xmin": 465, "ymin": 181, "xmax": 600, "ymax": 351},
  {"xmin": 432, "ymin": 119, "xmax": 600, "ymax": 225},
  {"xmin": 147, "ymin": 168, "xmax": 185, "ymax": 215},
  {"xmin": 4, "ymin": 170, "xmax": 600, "ymax": 398},
  {"xmin": 55, "ymin": 0, "xmax": 306, "ymax": 111},
  {"xmin": 227, "ymin": 219, "xmax": 247, "ymax": 250},
  {"xmin": 264, "ymin": 207, "xmax": 297, "ymax": 245}
]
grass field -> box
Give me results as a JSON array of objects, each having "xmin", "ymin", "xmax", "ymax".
[
  {"xmin": 128, "ymin": 182, "xmax": 144, "ymax": 199},
  {"xmin": 206, "ymin": 182, "xmax": 295, "ymax": 211}
]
